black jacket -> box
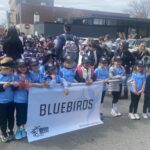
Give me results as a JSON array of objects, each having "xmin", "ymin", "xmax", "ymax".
[{"xmin": 2, "ymin": 38, "xmax": 24, "ymax": 60}]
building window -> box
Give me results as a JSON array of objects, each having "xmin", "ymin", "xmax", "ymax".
[
  {"xmin": 106, "ymin": 19, "xmax": 117, "ymax": 26},
  {"xmin": 82, "ymin": 19, "xmax": 92, "ymax": 25},
  {"xmin": 93, "ymin": 18, "xmax": 105, "ymax": 25}
]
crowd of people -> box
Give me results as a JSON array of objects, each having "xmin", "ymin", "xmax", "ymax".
[{"xmin": 0, "ymin": 24, "xmax": 150, "ymax": 143}]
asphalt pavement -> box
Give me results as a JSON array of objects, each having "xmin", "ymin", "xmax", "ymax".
[{"xmin": 1, "ymin": 95, "xmax": 150, "ymax": 150}]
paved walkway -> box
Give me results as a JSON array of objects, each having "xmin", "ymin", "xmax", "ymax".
[{"xmin": 1, "ymin": 96, "xmax": 150, "ymax": 150}]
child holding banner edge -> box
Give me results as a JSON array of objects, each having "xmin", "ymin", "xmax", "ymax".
[
  {"xmin": 13, "ymin": 59, "xmax": 31, "ymax": 140},
  {"xmin": 75, "ymin": 55, "xmax": 96, "ymax": 84},
  {"xmin": 94, "ymin": 57, "xmax": 109, "ymax": 119},
  {"xmin": 44, "ymin": 65, "xmax": 69, "ymax": 95},
  {"xmin": 0, "ymin": 57, "xmax": 16, "ymax": 143}
]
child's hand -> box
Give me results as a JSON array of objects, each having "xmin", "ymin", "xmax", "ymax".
[
  {"xmin": 133, "ymin": 90, "xmax": 139, "ymax": 96},
  {"xmin": 28, "ymin": 82, "xmax": 33, "ymax": 87},
  {"xmin": 68, "ymin": 82, "xmax": 71, "ymax": 86},
  {"xmin": 64, "ymin": 89, "xmax": 69, "ymax": 95},
  {"xmin": 3, "ymin": 82, "xmax": 11, "ymax": 89},
  {"xmin": 44, "ymin": 81, "xmax": 49, "ymax": 87},
  {"xmin": 86, "ymin": 80, "xmax": 93, "ymax": 85},
  {"xmin": 137, "ymin": 90, "xmax": 143, "ymax": 95},
  {"xmin": 12, "ymin": 82, "xmax": 19, "ymax": 87},
  {"xmin": 51, "ymin": 74, "xmax": 56, "ymax": 79},
  {"xmin": 103, "ymin": 79, "xmax": 109, "ymax": 83}
]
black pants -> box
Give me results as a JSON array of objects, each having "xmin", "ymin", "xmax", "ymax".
[
  {"xmin": 112, "ymin": 85, "xmax": 122, "ymax": 104},
  {"xmin": 143, "ymin": 94, "xmax": 150, "ymax": 113},
  {"xmin": 129, "ymin": 92, "xmax": 141, "ymax": 113},
  {"xmin": 101, "ymin": 91, "xmax": 106, "ymax": 104},
  {"xmin": 0, "ymin": 102, "xmax": 15, "ymax": 136},
  {"xmin": 15, "ymin": 103, "xmax": 28, "ymax": 127}
]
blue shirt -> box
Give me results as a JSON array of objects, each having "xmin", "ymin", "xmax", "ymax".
[
  {"xmin": 30, "ymin": 71, "xmax": 44, "ymax": 83},
  {"xmin": 130, "ymin": 72, "xmax": 146, "ymax": 93},
  {"xmin": 0, "ymin": 74, "xmax": 14, "ymax": 103},
  {"xmin": 14, "ymin": 73, "xmax": 31, "ymax": 103},
  {"xmin": 59, "ymin": 67, "xmax": 75, "ymax": 83},
  {"xmin": 113, "ymin": 66, "xmax": 125, "ymax": 76},
  {"xmin": 45, "ymin": 75, "xmax": 68, "ymax": 89},
  {"xmin": 94, "ymin": 67, "xmax": 109, "ymax": 91}
]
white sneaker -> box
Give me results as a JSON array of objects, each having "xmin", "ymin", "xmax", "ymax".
[
  {"xmin": 143, "ymin": 113, "xmax": 148, "ymax": 119},
  {"xmin": 147, "ymin": 113, "xmax": 150, "ymax": 117},
  {"xmin": 111, "ymin": 109, "xmax": 118, "ymax": 117},
  {"xmin": 128, "ymin": 113, "xmax": 136, "ymax": 120},
  {"xmin": 134, "ymin": 113, "xmax": 140, "ymax": 120},
  {"xmin": 116, "ymin": 110, "xmax": 122, "ymax": 116}
]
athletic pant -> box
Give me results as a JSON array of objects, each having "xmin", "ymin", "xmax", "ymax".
[
  {"xmin": 15, "ymin": 103, "xmax": 28, "ymax": 127},
  {"xmin": 129, "ymin": 92, "xmax": 141, "ymax": 113},
  {"xmin": 101, "ymin": 91, "xmax": 106, "ymax": 103},
  {"xmin": 0, "ymin": 102, "xmax": 14, "ymax": 136},
  {"xmin": 143, "ymin": 94, "xmax": 150, "ymax": 113},
  {"xmin": 112, "ymin": 84, "xmax": 122, "ymax": 104}
]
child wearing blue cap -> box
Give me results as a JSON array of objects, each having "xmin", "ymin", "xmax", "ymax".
[
  {"xmin": 0, "ymin": 57, "xmax": 16, "ymax": 142},
  {"xmin": 59, "ymin": 55, "xmax": 77, "ymax": 84},
  {"xmin": 129, "ymin": 61, "xmax": 146, "ymax": 120},
  {"xmin": 94, "ymin": 57, "xmax": 109, "ymax": 119},
  {"xmin": 13, "ymin": 59, "xmax": 31, "ymax": 140},
  {"xmin": 45, "ymin": 65, "xmax": 69, "ymax": 95}
]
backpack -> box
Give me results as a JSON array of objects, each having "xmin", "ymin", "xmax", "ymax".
[{"xmin": 62, "ymin": 34, "xmax": 78, "ymax": 61}]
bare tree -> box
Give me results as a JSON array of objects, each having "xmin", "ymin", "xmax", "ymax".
[{"xmin": 128, "ymin": 0, "xmax": 150, "ymax": 18}]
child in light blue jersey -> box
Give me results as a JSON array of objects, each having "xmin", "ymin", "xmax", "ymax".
[
  {"xmin": 14, "ymin": 59, "xmax": 31, "ymax": 140},
  {"xmin": 94, "ymin": 57, "xmax": 109, "ymax": 119},
  {"xmin": 0, "ymin": 57, "xmax": 16, "ymax": 142},
  {"xmin": 129, "ymin": 61, "xmax": 146, "ymax": 120},
  {"xmin": 59, "ymin": 55, "xmax": 77, "ymax": 84},
  {"xmin": 45, "ymin": 65, "xmax": 69, "ymax": 95},
  {"xmin": 29, "ymin": 58, "xmax": 47, "ymax": 88}
]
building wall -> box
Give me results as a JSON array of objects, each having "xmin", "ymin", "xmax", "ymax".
[
  {"xmin": 19, "ymin": 0, "xmax": 54, "ymax": 6},
  {"xmin": 19, "ymin": 3, "xmax": 130, "ymax": 24},
  {"xmin": 16, "ymin": 24, "xmax": 34, "ymax": 35},
  {"xmin": 35, "ymin": 22, "xmax": 118, "ymax": 38},
  {"xmin": 9, "ymin": 0, "xmax": 17, "ymax": 24}
]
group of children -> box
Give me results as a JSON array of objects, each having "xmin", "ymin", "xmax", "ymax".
[{"xmin": 0, "ymin": 52, "xmax": 150, "ymax": 143}]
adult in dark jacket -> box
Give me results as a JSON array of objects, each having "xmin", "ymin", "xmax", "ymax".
[
  {"xmin": 2, "ymin": 27, "xmax": 24, "ymax": 60},
  {"xmin": 87, "ymin": 42, "xmax": 101, "ymax": 68},
  {"xmin": 54, "ymin": 24, "xmax": 78, "ymax": 63},
  {"xmin": 114, "ymin": 41, "xmax": 135, "ymax": 99}
]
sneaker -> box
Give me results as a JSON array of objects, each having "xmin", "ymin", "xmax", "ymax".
[
  {"xmin": 15, "ymin": 130, "xmax": 22, "ymax": 140},
  {"xmin": 116, "ymin": 111, "xmax": 122, "ymax": 116},
  {"xmin": 143, "ymin": 113, "xmax": 148, "ymax": 119},
  {"xmin": 128, "ymin": 113, "xmax": 136, "ymax": 120},
  {"xmin": 0, "ymin": 135, "xmax": 8, "ymax": 143},
  {"xmin": 134, "ymin": 113, "xmax": 140, "ymax": 120},
  {"xmin": 21, "ymin": 129, "xmax": 27, "ymax": 138},
  {"xmin": 8, "ymin": 131, "xmax": 14, "ymax": 141},
  {"xmin": 111, "ymin": 109, "xmax": 118, "ymax": 117}
]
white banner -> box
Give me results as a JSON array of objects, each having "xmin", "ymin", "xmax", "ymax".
[{"xmin": 27, "ymin": 82, "xmax": 103, "ymax": 142}]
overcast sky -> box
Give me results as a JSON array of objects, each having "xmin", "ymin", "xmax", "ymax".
[{"xmin": 0, "ymin": 0, "xmax": 133, "ymax": 24}]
